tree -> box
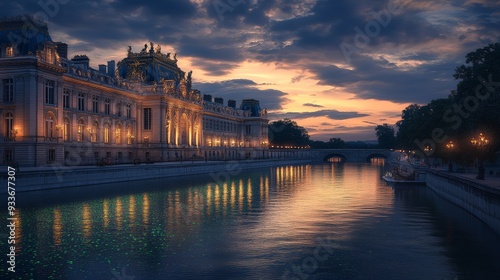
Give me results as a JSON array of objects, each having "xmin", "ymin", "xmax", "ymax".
[
  {"xmin": 375, "ymin": 124, "xmax": 396, "ymax": 149},
  {"xmin": 328, "ymin": 137, "xmax": 345, "ymax": 148},
  {"xmin": 268, "ymin": 118, "xmax": 310, "ymax": 146}
]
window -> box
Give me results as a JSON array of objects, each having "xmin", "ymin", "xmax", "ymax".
[
  {"xmin": 117, "ymin": 104, "xmax": 122, "ymax": 117},
  {"xmin": 126, "ymin": 104, "xmax": 131, "ymax": 118},
  {"xmin": 46, "ymin": 49, "xmax": 53, "ymax": 63},
  {"xmin": 91, "ymin": 121, "xmax": 98, "ymax": 142},
  {"xmin": 92, "ymin": 95, "xmax": 99, "ymax": 113},
  {"xmin": 48, "ymin": 149, "xmax": 56, "ymax": 162},
  {"xmin": 77, "ymin": 119, "xmax": 85, "ymax": 142},
  {"xmin": 104, "ymin": 98, "xmax": 110, "ymax": 115},
  {"xmin": 45, "ymin": 114, "xmax": 55, "ymax": 138},
  {"xmin": 3, "ymin": 78, "xmax": 14, "ymax": 102},
  {"xmin": 63, "ymin": 88, "xmax": 70, "ymax": 108},
  {"xmin": 45, "ymin": 80, "xmax": 55, "ymax": 105},
  {"xmin": 143, "ymin": 108, "xmax": 151, "ymax": 130},
  {"xmin": 6, "ymin": 47, "xmax": 13, "ymax": 58},
  {"xmin": 4, "ymin": 149, "xmax": 13, "ymax": 162},
  {"xmin": 104, "ymin": 124, "xmax": 110, "ymax": 144},
  {"xmin": 63, "ymin": 118, "xmax": 70, "ymax": 141},
  {"xmin": 116, "ymin": 125, "xmax": 122, "ymax": 144},
  {"xmin": 4, "ymin": 112, "xmax": 13, "ymax": 137},
  {"xmin": 127, "ymin": 126, "xmax": 132, "ymax": 145},
  {"xmin": 246, "ymin": 125, "xmax": 251, "ymax": 135},
  {"xmin": 78, "ymin": 93, "xmax": 85, "ymax": 111}
]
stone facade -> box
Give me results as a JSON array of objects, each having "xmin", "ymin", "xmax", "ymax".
[{"xmin": 0, "ymin": 16, "xmax": 269, "ymax": 167}]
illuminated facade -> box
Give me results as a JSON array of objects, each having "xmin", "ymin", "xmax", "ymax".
[{"xmin": 0, "ymin": 16, "xmax": 268, "ymax": 167}]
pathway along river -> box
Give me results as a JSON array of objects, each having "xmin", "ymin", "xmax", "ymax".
[{"xmin": 2, "ymin": 162, "xmax": 500, "ymax": 279}]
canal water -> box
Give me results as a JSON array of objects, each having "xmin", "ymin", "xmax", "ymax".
[{"xmin": 2, "ymin": 162, "xmax": 500, "ymax": 279}]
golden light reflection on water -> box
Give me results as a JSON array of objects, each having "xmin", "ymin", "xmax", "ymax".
[
  {"xmin": 82, "ymin": 203, "xmax": 91, "ymax": 240},
  {"xmin": 142, "ymin": 193, "xmax": 149, "ymax": 226},
  {"xmin": 247, "ymin": 178, "xmax": 252, "ymax": 209},
  {"xmin": 38, "ymin": 164, "xmax": 387, "ymax": 250},
  {"xmin": 116, "ymin": 198, "xmax": 123, "ymax": 230},
  {"xmin": 103, "ymin": 199, "xmax": 109, "ymax": 228},
  {"xmin": 129, "ymin": 196, "xmax": 136, "ymax": 227},
  {"xmin": 53, "ymin": 209, "xmax": 62, "ymax": 246}
]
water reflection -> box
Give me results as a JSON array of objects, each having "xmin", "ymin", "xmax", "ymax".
[
  {"xmin": 82, "ymin": 203, "xmax": 91, "ymax": 240},
  {"xmin": 9, "ymin": 163, "xmax": 500, "ymax": 280},
  {"xmin": 53, "ymin": 209, "xmax": 62, "ymax": 246}
]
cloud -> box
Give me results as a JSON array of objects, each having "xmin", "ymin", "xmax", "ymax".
[
  {"xmin": 193, "ymin": 79, "xmax": 290, "ymax": 110},
  {"xmin": 271, "ymin": 109, "xmax": 369, "ymax": 120},
  {"xmin": 303, "ymin": 103, "xmax": 324, "ymax": 108}
]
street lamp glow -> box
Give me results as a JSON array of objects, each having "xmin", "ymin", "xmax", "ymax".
[{"xmin": 471, "ymin": 133, "xmax": 490, "ymax": 180}]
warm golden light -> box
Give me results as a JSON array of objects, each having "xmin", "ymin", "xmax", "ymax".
[{"xmin": 53, "ymin": 209, "xmax": 62, "ymax": 246}]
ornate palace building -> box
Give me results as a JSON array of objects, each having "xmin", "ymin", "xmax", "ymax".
[{"xmin": 0, "ymin": 16, "xmax": 269, "ymax": 167}]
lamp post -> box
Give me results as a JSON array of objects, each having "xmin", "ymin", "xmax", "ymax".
[
  {"xmin": 471, "ymin": 133, "xmax": 489, "ymax": 180},
  {"xmin": 423, "ymin": 145, "xmax": 432, "ymax": 167},
  {"xmin": 446, "ymin": 141, "xmax": 454, "ymax": 172}
]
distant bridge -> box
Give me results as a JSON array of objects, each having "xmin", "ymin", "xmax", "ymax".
[{"xmin": 269, "ymin": 149, "xmax": 395, "ymax": 163}]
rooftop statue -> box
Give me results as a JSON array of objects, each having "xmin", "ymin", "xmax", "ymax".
[{"xmin": 155, "ymin": 44, "xmax": 161, "ymax": 54}]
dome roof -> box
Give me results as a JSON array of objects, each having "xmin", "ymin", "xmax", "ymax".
[{"xmin": 0, "ymin": 15, "xmax": 53, "ymax": 56}]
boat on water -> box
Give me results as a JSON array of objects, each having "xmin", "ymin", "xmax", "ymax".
[
  {"xmin": 383, "ymin": 152, "xmax": 426, "ymax": 186},
  {"xmin": 382, "ymin": 171, "xmax": 426, "ymax": 186}
]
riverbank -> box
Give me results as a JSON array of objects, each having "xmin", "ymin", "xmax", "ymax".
[
  {"xmin": 425, "ymin": 169, "xmax": 500, "ymax": 235},
  {"xmin": 1, "ymin": 159, "xmax": 311, "ymax": 192}
]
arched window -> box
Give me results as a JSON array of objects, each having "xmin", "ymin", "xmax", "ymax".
[
  {"xmin": 116, "ymin": 124, "xmax": 122, "ymax": 144},
  {"xmin": 45, "ymin": 113, "xmax": 55, "ymax": 138},
  {"xmin": 180, "ymin": 114, "xmax": 188, "ymax": 145},
  {"xmin": 104, "ymin": 123, "xmax": 110, "ymax": 144},
  {"xmin": 77, "ymin": 119, "xmax": 85, "ymax": 142},
  {"xmin": 91, "ymin": 121, "xmax": 99, "ymax": 142},
  {"xmin": 4, "ymin": 112, "xmax": 13, "ymax": 137},
  {"xmin": 126, "ymin": 125, "xmax": 133, "ymax": 145},
  {"xmin": 63, "ymin": 118, "xmax": 70, "ymax": 141}
]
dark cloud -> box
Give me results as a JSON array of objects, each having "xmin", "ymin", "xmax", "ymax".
[
  {"xmin": 271, "ymin": 109, "xmax": 369, "ymax": 121},
  {"xmin": 194, "ymin": 79, "xmax": 290, "ymax": 110},
  {"xmin": 303, "ymin": 103, "xmax": 324, "ymax": 108}
]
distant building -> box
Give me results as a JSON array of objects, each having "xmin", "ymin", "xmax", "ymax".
[{"xmin": 0, "ymin": 15, "xmax": 269, "ymax": 166}]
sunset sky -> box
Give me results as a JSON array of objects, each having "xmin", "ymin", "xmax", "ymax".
[{"xmin": 3, "ymin": 0, "xmax": 500, "ymax": 141}]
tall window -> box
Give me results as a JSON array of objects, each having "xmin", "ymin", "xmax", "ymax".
[
  {"xmin": 126, "ymin": 104, "xmax": 131, "ymax": 118},
  {"xmin": 3, "ymin": 78, "xmax": 13, "ymax": 102},
  {"xmin": 78, "ymin": 93, "xmax": 85, "ymax": 111},
  {"xmin": 91, "ymin": 121, "xmax": 99, "ymax": 142},
  {"xmin": 6, "ymin": 47, "xmax": 13, "ymax": 58},
  {"xmin": 45, "ymin": 80, "xmax": 55, "ymax": 105},
  {"xmin": 127, "ymin": 126, "xmax": 132, "ymax": 145},
  {"xmin": 116, "ymin": 125, "xmax": 122, "ymax": 144},
  {"xmin": 4, "ymin": 112, "xmax": 13, "ymax": 137},
  {"xmin": 63, "ymin": 118, "xmax": 70, "ymax": 141},
  {"xmin": 245, "ymin": 125, "xmax": 251, "ymax": 135},
  {"xmin": 104, "ymin": 98, "xmax": 110, "ymax": 115},
  {"xmin": 45, "ymin": 114, "xmax": 55, "ymax": 138},
  {"xmin": 63, "ymin": 88, "xmax": 70, "ymax": 108},
  {"xmin": 104, "ymin": 124, "xmax": 110, "ymax": 144},
  {"xmin": 143, "ymin": 108, "xmax": 151, "ymax": 130},
  {"xmin": 92, "ymin": 95, "xmax": 99, "ymax": 113},
  {"xmin": 77, "ymin": 119, "xmax": 85, "ymax": 142},
  {"xmin": 117, "ymin": 104, "xmax": 122, "ymax": 117}
]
